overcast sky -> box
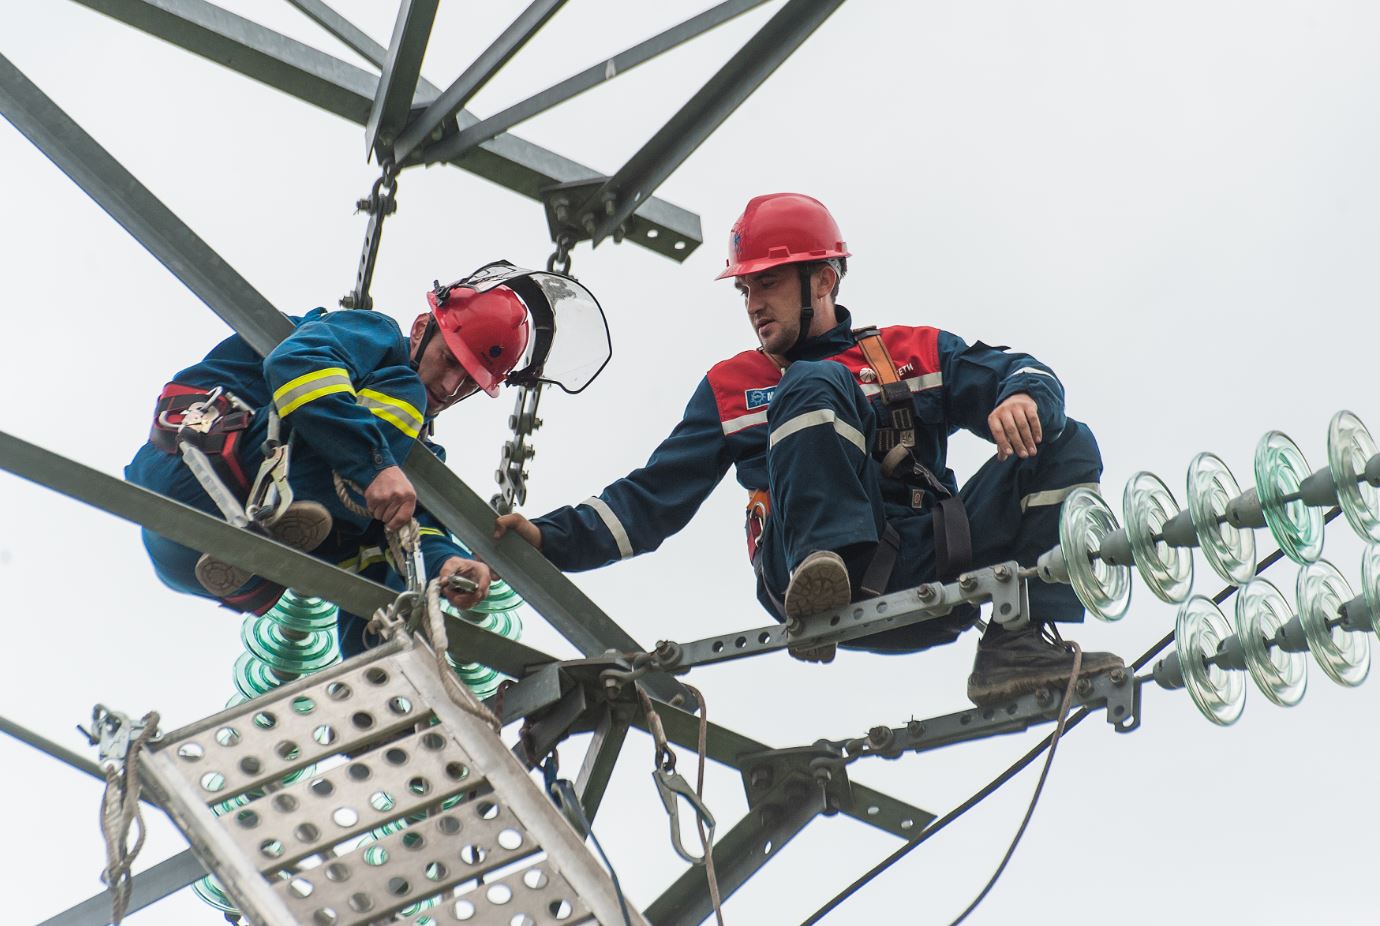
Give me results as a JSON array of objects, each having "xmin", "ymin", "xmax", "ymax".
[{"xmin": 4, "ymin": 2, "xmax": 1380, "ymax": 924}]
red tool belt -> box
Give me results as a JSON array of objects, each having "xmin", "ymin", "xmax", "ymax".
[{"xmin": 149, "ymin": 382, "xmax": 254, "ymax": 493}]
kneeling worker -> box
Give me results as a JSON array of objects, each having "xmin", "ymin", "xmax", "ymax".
[
  {"xmin": 128, "ymin": 262, "xmax": 610, "ymax": 657},
  {"xmin": 495, "ymin": 195, "xmax": 1122, "ymax": 705}
]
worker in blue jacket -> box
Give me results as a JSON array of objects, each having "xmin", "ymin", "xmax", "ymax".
[
  {"xmin": 127, "ymin": 267, "xmax": 543, "ymax": 656},
  {"xmin": 495, "ymin": 194, "xmax": 1123, "ymax": 706}
]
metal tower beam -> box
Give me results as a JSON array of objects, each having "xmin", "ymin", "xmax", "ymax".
[
  {"xmin": 417, "ymin": 0, "xmax": 772, "ymax": 165},
  {"xmin": 392, "ymin": 0, "xmax": 567, "ymax": 163},
  {"xmin": 70, "ymin": 0, "xmax": 702, "ymax": 260},
  {"xmin": 283, "ymin": 0, "xmax": 399, "ymax": 74},
  {"xmin": 37, "ymin": 850, "xmax": 207, "ymax": 926},
  {"xmin": 363, "ymin": 0, "xmax": 438, "ymax": 157},
  {"xmin": 588, "ymin": 0, "xmax": 845, "ymax": 245}
]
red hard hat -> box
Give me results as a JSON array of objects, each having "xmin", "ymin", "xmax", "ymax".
[
  {"xmin": 715, "ymin": 193, "xmax": 851, "ymax": 280},
  {"xmin": 426, "ymin": 284, "xmax": 531, "ymax": 397}
]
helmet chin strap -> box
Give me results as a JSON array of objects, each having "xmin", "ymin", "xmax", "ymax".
[
  {"xmin": 410, "ymin": 315, "xmax": 439, "ymax": 370},
  {"xmin": 790, "ymin": 263, "xmax": 815, "ymax": 354}
]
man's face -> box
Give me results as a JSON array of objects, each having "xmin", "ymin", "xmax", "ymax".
[
  {"xmin": 736, "ymin": 267, "xmax": 803, "ymax": 355},
  {"xmin": 411, "ymin": 315, "xmax": 477, "ymax": 415}
]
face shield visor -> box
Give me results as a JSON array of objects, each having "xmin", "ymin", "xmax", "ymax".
[{"xmin": 455, "ymin": 260, "xmax": 612, "ymax": 394}]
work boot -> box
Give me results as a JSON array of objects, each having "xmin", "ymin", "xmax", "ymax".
[
  {"xmin": 195, "ymin": 501, "xmax": 334, "ymax": 597},
  {"xmin": 783, "ymin": 550, "xmax": 852, "ymax": 664},
  {"xmin": 966, "ymin": 620, "xmax": 1124, "ymax": 707}
]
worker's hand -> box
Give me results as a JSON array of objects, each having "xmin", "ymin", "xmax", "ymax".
[
  {"xmin": 988, "ymin": 393, "xmax": 1043, "ymax": 461},
  {"xmin": 438, "ymin": 556, "xmax": 491, "ymax": 610},
  {"xmin": 365, "ymin": 465, "xmax": 417, "ymax": 532},
  {"xmin": 493, "ymin": 512, "xmax": 543, "ymax": 551}
]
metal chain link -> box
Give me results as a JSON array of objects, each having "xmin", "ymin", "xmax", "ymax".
[
  {"xmin": 546, "ymin": 233, "xmax": 575, "ymax": 275},
  {"xmin": 341, "ymin": 159, "xmax": 399, "ymax": 311}
]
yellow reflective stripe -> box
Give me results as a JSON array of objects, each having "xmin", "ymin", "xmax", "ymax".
[
  {"xmin": 417, "ymin": 527, "xmax": 445, "ymax": 538},
  {"xmin": 274, "ymin": 367, "xmax": 356, "ymax": 416},
  {"xmin": 358, "ymin": 388, "xmax": 424, "ymax": 439}
]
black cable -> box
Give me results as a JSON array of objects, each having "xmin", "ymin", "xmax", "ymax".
[{"xmin": 800, "ymin": 506, "xmax": 1340, "ymax": 924}]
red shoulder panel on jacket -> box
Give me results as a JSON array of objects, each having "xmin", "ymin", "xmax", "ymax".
[{"xmin": 706, "ymin": 349, "xmax": 783, "ymax": 430}]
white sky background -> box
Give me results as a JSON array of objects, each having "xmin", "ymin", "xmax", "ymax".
[{"xmin": 2, "ymin": 1, "xmax": 1379, "ymax": 923}]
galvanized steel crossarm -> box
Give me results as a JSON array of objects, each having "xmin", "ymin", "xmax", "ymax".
[
  {"xmin": 587, "ymin": 0, "xmax": 847, "ymax": 246},
  {"xmin": 0, "ymin": 430, "xmax": 549, "ymax": 677},
  {"xmin": 655, "ymin": 563, "xmax": 1027, "ymax": 671},
  {"xmin": 417, "ymin": 0, "xmax": 773, "ymax": 165},
  {"xmin": 390, "ymin": 0, "xmax": 568, "ymax": 163},
  {"xmin": 68, "ymin": 0, "xmax": 703, "ymax": 260},
  {"xmin": 822, "ymin": 671, "xmax": 1139, "ymax": 763},
  {"xmin": 36, "ymin": 849, "xmax": 207, "ymax": 926},
  {"xmin": 363, "ymin": 0, "xmax": 438, "ymax": 157}
]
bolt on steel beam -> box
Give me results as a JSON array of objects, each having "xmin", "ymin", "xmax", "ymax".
[
  {"xmin": 363, "ymin": 0, "xmax": 438, "ymax": 158},
  {"xmin": 391, "ymin": 0, "xmax": 568, "ymax": 164},
  {"xmin": 70, "ymin": 0, "xmax": 702, "ymax": 260},
  {"xmin": 415, "ymin": 0, "xmax": 771, "ymax": 166}
]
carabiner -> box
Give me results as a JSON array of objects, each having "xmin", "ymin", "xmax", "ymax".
[{"xmin": 653, "ymin": 766, "xmax": 717, "ymax": 866}]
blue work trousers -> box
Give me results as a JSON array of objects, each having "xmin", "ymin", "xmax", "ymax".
[
  {"xmin": 125, "ymin": 405, "xmax": 411, "ymax": 657},
  {"xmin": 756, "ymin": 360, "xmax": 1103, "ymax": 652}
]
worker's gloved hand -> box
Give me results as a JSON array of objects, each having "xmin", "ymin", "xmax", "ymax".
[
  {"xmin": 365, "ymin": 465, "xmax": 417, "ymax": 532},
  {"xmin": 438, "ymin": 556, "xmax": 491, "ymax": 610},
  {"xmin": 988, "ymin": 392, "xmax": 1043, "ymax": 461},
  {"xmin": 493, "ymin": 512, "xmax": 543, "ymax": 551}
]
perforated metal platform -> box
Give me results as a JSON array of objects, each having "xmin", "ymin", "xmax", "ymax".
[{"xmin": 139, "ymin": 633, "xmax": 643, "ymax": 926}]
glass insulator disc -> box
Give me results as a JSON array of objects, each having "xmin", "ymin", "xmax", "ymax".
[
  {"xmin": 1328, "ymin": 410, "xmax": 1380, "ymax": 543},
  {"xmin": 1124, "ymin": 471, "xmax": 1194, "ymax": 603},
  {"xmin": 1235, "ymin": 577, "xmax": 1306, "ymax": 707},
  {"xmin": 1297, "ymin": 560, "xmax": 1369, "ymax": 687},
  {"xmin": 1187, "ymin": 452, "xmax": 1256, "ymax": 585},
  {"xmin": 1058, "ymin": 487, "xmax": 1131, "ymax": 621},
  {"xmin": 1361, "ymin": 543, "xmax": 1380, "ymax": 640},
  {"xmin": 1255, "ymin": 431, "xmax": 1324, "ymax": 564},
  {"xmin": 1176, "ymin": 596, "xmax": 1246, "ymax": 726}
]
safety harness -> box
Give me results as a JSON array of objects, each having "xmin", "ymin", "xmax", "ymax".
[
  {"xmin": 149, "ymin": 382, "xmax": 297, "ymax": 534},
  {"xmin": 746, "ymin": 327, "xmax": 974, "ymax": 615}
]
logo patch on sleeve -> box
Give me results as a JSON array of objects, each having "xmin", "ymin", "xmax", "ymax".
[{"xmin": 744, "ymin": 386, "xmax": 777, "ymax": 410}]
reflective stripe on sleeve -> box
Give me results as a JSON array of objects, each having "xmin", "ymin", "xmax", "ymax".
[
  {"xmin": 722, "ymin": 409, "xmax": 769, "ymax": 436},
  {"xmin": 581, "ymin": 496, "xmax": 634, "ymax": 559},
  {"xmin": 273, "ymin": 367, "xmax": 356, "ymax": 416},
  {"xmin": 358, "ymin": 388, "xmax": 425, "ymax": 439},
  {"xmin": 1020, "ymin": 482, "xmax": 1101, "ymax": 512},
  {"xmin": 1005, "ymin": 366, "xmax": 1059, "ymax": 383},
  {"xmin": 768, "ymin": 409, "xmax": 866, "ymax": 454},
  {"xmin": 859, "ymin": 371, "xmax": 943, "ymax": 398}
]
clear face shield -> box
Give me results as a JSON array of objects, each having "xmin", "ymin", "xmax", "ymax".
[{"xmin": 456, "ymin": 260, "xmax": 612, "ymax": 394}]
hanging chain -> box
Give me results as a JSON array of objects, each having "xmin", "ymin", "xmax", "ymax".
[
  {"xmin": 546, "ymin": 233, "xmax": 575, "ymax": 275},
  {"xmin": 491, "ymin": 383, "xmax": 543, "ymax": 515},
  {"xmin": 340, "ymin": 159, "xmax": 399, "ymax": 311}
]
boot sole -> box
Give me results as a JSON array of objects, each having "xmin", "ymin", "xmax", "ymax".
[
  {"xmin": 195, "ymin": 502, "xmax": 334, "ymax": 597},
  {"xmin": 966, "ymin": 654, "xmax": 1125, "ymax": 707},
  {"xmin": 784, "ymin": 553, "xmax": 851, "ymax": 621}
]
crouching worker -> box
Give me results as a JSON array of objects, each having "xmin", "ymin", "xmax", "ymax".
[
  {"xmin": 127, "ymin": 261, "xmax": 611, "ymax": 657},
  {"xmin": 495, "ymin": 194, "xmax": 1124, "ymax": 706}
]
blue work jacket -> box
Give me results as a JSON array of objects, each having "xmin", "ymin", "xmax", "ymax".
[
  {"xmin": 128, "ymin": 308, "xmax": 471, "ymax": 575},
  {"xmin": 534, "ymin": 307, "xmax": 1066, "ymax": 571}
]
